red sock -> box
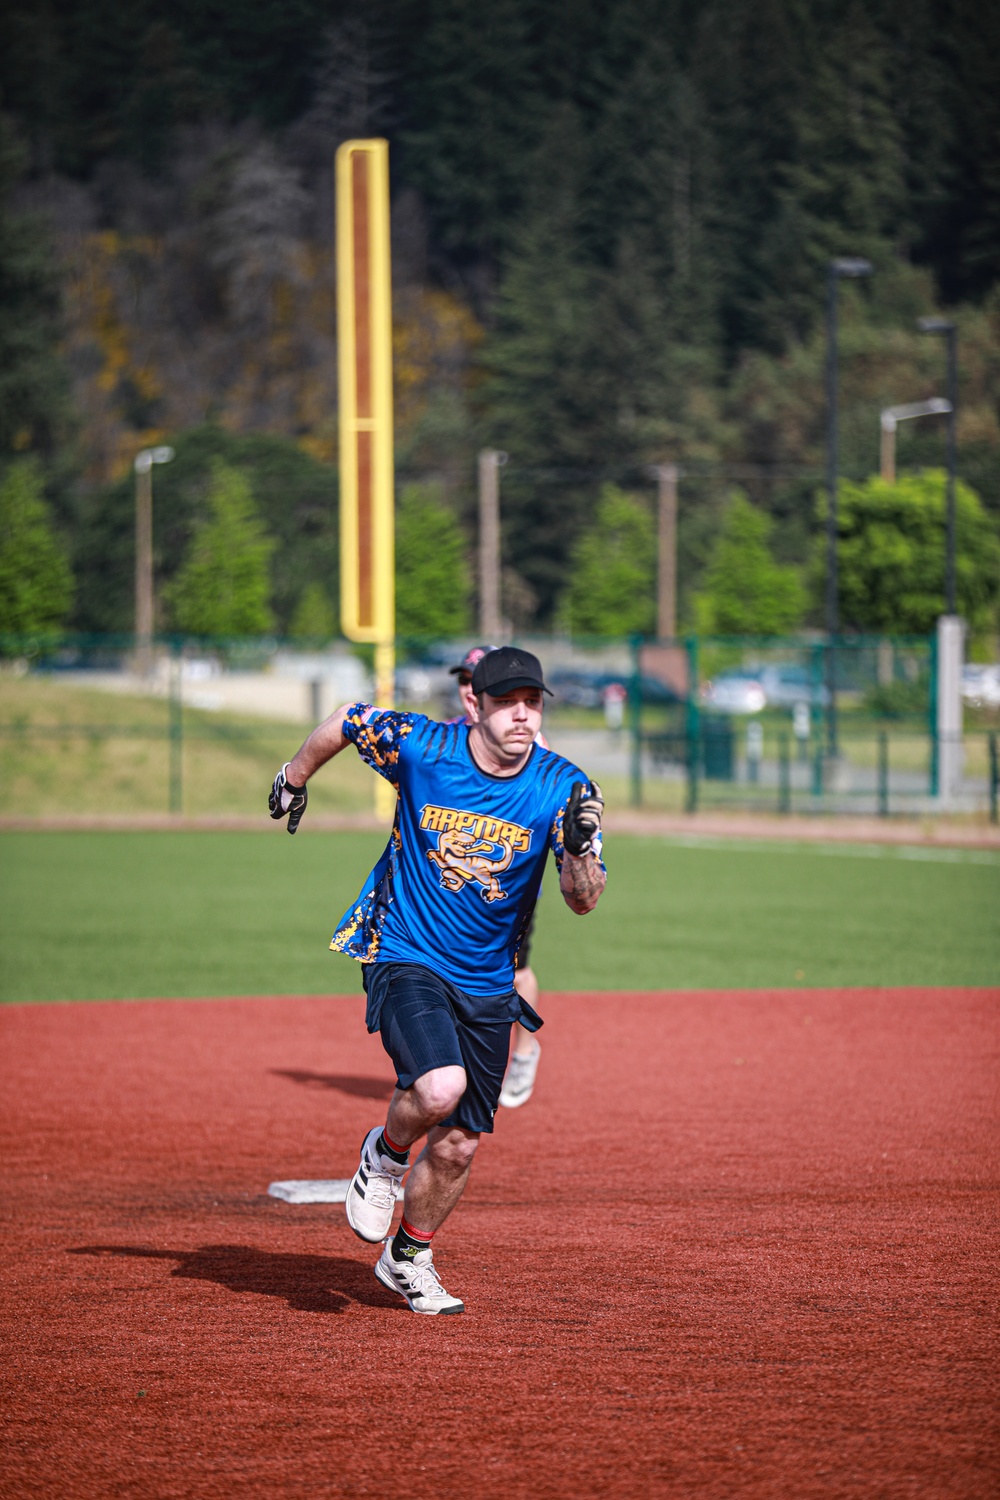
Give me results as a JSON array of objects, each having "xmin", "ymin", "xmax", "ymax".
[{"xmin": 378, "ymin": 1128, "xmax": 409, "ymax": 1162}]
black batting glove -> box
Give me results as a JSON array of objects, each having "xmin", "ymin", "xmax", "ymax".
[
  {"xmin": 563, "ymin": 779, "xmax": 604, "ymax": 856},
  {"xmin": 269, "ymin": 763, "xmax": 308, "ymax": 834}
]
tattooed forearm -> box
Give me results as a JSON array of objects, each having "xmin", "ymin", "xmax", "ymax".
[{"xmin": 559, "ymin": 851, "xmax": 606, "ymax": 914}]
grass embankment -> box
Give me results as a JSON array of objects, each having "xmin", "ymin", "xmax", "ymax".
[
  {"xmin": 1, "ymin": 831, "xmax": 996, "ymax": 1003},
  {"xmin": 0, "ymin": 675, "xmax": 993, "ymax": 819},
  {"xmin": 0, "ymin": 675, "xmax": 371, "ymax": 817}
]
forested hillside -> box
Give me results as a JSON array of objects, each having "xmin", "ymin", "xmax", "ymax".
[{"xmin": 2, "ymin": 0, "xmax": 998, "ymax": 635}]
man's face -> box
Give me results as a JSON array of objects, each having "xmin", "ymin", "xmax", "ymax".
[{"xmin": 469, "ymin": 685, "xmax": 543, "ymax": 763}]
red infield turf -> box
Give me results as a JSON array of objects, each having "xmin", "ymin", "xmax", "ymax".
[{"xmin": 1, "ymin": 989, "xmax": 997, "ymax": 1500}]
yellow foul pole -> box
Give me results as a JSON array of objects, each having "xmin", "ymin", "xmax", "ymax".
[{"xmin": 336, "ymin": 139, "xmax": 395, "ymax": 819}]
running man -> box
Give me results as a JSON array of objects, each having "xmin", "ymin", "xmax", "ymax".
[
  {"xmin": 447, "ymin": 646, "xmax": 543, "ymax": 1108},
  {"xmin": 269, "ymin": 646, "xmax": 605, "ymax": 1315}
]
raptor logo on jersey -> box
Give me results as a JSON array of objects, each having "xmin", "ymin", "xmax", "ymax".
[{"xmin": 420, "ymin": 804, "xmax": 533, "ymax": 903}]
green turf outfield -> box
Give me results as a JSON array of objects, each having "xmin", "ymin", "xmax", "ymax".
[{"xmin": 1, "ymin": 830, "xmax": 997, "ymax": 1003}]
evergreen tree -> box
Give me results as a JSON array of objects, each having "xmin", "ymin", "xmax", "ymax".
[
  {"xmin": 400, "ymin": 0, "xmax": 542, "ymax": 278},
  {"xmin": 0, "ymin": 458, "xmax": 73, "ymax": 637},
  {"xmin": 690, "ymin": 0, "xmax": 810, "ymax": 354},
  {"xmin": 696, "ymin": 492, "xmax": 805, "ymax": 635},
  {"xmin": 559, "ymin": 486, "xmax": 655, "ymax": 638},
  {"xmin": 757, "ymin": 6, "xmax": 907, "ymax": 346},
  {"xmin": 924, "ymin": 0, "xmax": 1000, "ymax": 302},
  {"xmin": 586, "ymin": 38, "xmax": 720, "ymax": 350},
  {"xmin": 825, "ymin": 470, "xmax": 1000, "ymax": 636},
  {"xmin": 395, "ymin": 483, "xmax": 471, "ymax": 642},
  {"xmin": 73, "ymin": 428, "xmax": 336, "ymax": 635},
  {"xmin": 0, "ymin": 113, "xmax": 73, "ymax": 463},
  {"xmin": 480, "ymin": 105, "xmax": 612, "ymax": 620},
  {"xmin": 289, "ymin": 581, "xmax": 336, "ymax": 642},
  {"xmin": 165, "ymin": 460, "xmax": 275, "ymax": 637}
]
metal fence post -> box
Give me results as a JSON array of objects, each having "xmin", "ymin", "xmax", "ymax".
[
  {"xmin": 928, "ymin": 629, "xmax": 938, "ymax": 798},
  {"xmin": 629, "ymin": 635, "xmax": 642, "ymax": 808},
  {"xmin": 685, "ymin": 636, "xmax": 700, "ymax": 814},
  {"xmin": 878, "ymin": 730, "xmax": 889, "ymax": 817},
  {"xmin": 811, "ymin": 643, "xmax": 825, "ymax": 797},
  {"xmin": 811, "ymin": 737, "xmax": 824, "ymax": 798},
  {"xmin": 778, "ymin": 733, "xmax": 791, "ymax": 814},
  {"xmin": 989, "ymin": 733, "xmax": 998, "ymax": 826},
  {"xmin": 169, "ymin": 640, "xmax": 183, "ymax": 814}
]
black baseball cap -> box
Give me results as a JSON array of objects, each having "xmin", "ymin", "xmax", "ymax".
[
  {"xmin": 449, "ymin": 645, "xmax": 496, "ymax": 678},
  {"xmin": 471, "ymin": 646, "xmax": 551, "ymax": 697}
]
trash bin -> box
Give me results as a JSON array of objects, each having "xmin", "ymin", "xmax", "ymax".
[{"xmin": 701, "ymin": 715, "xmax": 734, "ymax": 780}]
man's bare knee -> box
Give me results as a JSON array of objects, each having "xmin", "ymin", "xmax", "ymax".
[
  {"xmin": 411, "ymin": 1065, "xmax": 466, "ymax": 1121},
  {"xmin": 426, "ymin": 1125, "xmax": 480, "ymax": 1174}
]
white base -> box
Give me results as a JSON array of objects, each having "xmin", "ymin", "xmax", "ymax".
[{"xmin": 267, "ymin": 1178, "xmax": 406, "ymax": 1205}]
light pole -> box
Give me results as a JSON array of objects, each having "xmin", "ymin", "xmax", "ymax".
[
  {"xmin": 134, "ymin": 445, "xmax": 175, "ymax": 674},
  {"xmin": 917, "ymin": 316, "xmax": 961, "ymax": 804},
  {"xmin": 916, "ymin": 317, "xmax": 958, "ymax": 614},
  {"xmin": 825, "ymin": 257, "xmax": 873, "ymax": 759},
  {"xmin": 879, "ymin": 399, "xmax": 952, "ymax": 484}
]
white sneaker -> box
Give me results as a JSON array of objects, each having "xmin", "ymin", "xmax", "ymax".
[
  {"xmin": 499, "ymin": 1038, "xmax": 541, "ymax": 1108},
  {"xmin": 345, "ymin": 1127, "xmax": 408, "ymax": 1243},
  {"xmin": 374, "ymin": 1240, "xmax": 465, "ymax": 1315}
]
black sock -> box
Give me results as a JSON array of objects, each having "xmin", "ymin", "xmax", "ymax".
[
  {"xmin": 391, "ymin": 1217, "xmax": 433, "ymax": 1261},
  {"xmin": 376, "ymin": 1130, "xmax": 409, "ymax": 1166}
]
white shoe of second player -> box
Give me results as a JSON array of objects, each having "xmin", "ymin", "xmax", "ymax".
[
  {"xmin": 499, "ymin": 1038, "xmax": 541, "ymax": 1108},
  {"xmin": 345, "ymin": 1127, "xmax": 408, "ymax": 1243},
  {"xmin": 374, "ymin": 1240, "xmax": 465, "ymax": 1315}
]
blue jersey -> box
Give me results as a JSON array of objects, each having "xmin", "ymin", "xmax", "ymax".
[{"xmin": 330, "ymin": 705, "xmax": 604, "ymax": 996}]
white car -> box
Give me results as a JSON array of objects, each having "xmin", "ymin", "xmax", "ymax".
[
  {"xmin": 756, "ymin": 663, "xmax": 829, "ymax": 708},
  {"xmin": 700, "ymin": 671, "xmax": 767, "ymax": 715},
  {"xmin": 961, "ymin": 664, "xmax": 1000, "ymax": 710}
]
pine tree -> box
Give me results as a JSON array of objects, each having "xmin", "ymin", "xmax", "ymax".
[
  {"xmin": 480, "ymin": 105, "xmax": 609, "ymax": 620},
  {"xmin": 696, "ymin": 493, "xmax": 805, "ymax": 635},
  {"xmin": 757, "ymin": 5, "xmax": 907, "ymax": 345},
  {"xmin": 395, "ymin": 484, "xmax": 471, "ymax": 642},
  {"xmin": 165, "ymin": 460, "xmax": 275, "ymax": 637},
  {"xmin": 400, "ymin": 0, "xmax": 542, "ymax": 277},
  {"xmin": 72, "ymin": 428, "xmax": 336, "ymax": 635},
  {"xmin": 586, "ymin": 37, "xmax": 720, "ymax": 351},
  {"xmin": 690, "ymin": 0, "xmax": 811, "ymax": 354},
  {"xmin": 0, "ymin": 458, "xmax": 73, "ymax": 637},
  {"xmin": 0, "ymin": 113, "xmax": 73, "ymax": 463},
  {"xmin": 559, "ymin": 486, "xmax": 656, "ymax": 638},
  {"xmin": 289, "ymin": 581, "xmax": 335, "ymax": 642}
]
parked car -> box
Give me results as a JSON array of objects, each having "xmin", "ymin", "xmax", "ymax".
[
  {"xmin": 961, "ymin": 664, "xmax": 1000, "ymax": 710},
  {"xmin": 548, "ymin": 668, "xmax": 606, "ymax": 708},
  {"xmin": 700, "ymin": 670, "xmax": 766, "ymax": 715},
  {"xmin": 548, "ymin": 668, "xmax": 682, "ymax": 708},
  {"xmin": 756, "ymin": 663, "xmax": 829, "ymax": 709},
  {"xmin": 395, "ymin": 662, "xmax": 453, "ymax": 705}
]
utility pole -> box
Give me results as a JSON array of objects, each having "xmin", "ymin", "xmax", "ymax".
[
  {"xmin": 655, "ymin": 464, "xmax": 679, "ymax": 640},
  {"xmin": 478, "ymin": 449, "xmax": 502, "ymax": 639}
]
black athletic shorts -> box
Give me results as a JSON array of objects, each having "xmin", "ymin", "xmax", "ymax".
[{"xmin": 362, "ymin": 962, "xmax": 534, "ymax": 1134}]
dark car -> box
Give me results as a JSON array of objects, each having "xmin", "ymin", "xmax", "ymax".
[{"xmin": 548, "ymin": 668, "xmax": 682, "ymax": 708}]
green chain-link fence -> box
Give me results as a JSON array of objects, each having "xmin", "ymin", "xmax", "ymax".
[{"xmin": 0, "ymin": 632, "xmax": 996, "ymax": 821}]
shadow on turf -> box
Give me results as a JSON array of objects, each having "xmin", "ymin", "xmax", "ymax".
[
  {"xmin": 270, "ymin": 1069, "xmax": 395, "ymax": 1100},
  {"xmin": 68, "ymin": 1244, "xmax": 401, "ymax": 1314}
]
